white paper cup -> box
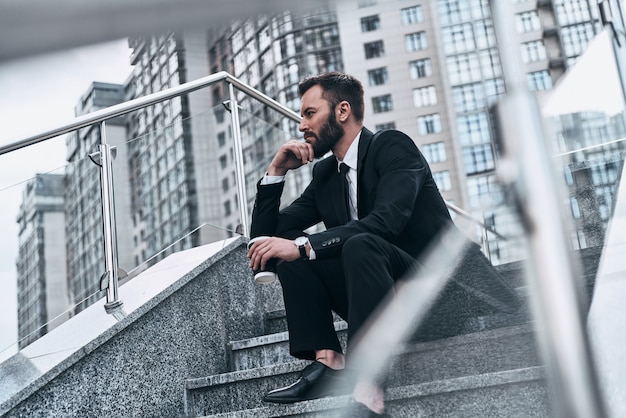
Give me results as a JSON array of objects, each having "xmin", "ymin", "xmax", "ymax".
[{"xmin": 247, "ymin": 236, "xmax": 278, "ymax": 284}]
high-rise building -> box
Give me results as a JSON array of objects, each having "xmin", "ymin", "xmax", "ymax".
[
  {"xmin": 332, "ymin": 0, "xmax": 611, "ymax": 263},
  {"xmin": 125, "ymin": 32, "xmax": 224, "ymax": 268},
  {"xmin": 65, "ymin": 82, "xmax": 133, "ymax": 313},
  {"xmin": 16, "ymin": 174, "xmax": 69, "ymax": 348},
  {"xmin": 205, "ymin": 9, "xmax": 344, "ymax": 230}
]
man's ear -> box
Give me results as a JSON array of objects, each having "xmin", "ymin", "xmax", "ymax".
[{"xmin": 336, "ymin": 100, "xmax": 351, "ymax": 122}]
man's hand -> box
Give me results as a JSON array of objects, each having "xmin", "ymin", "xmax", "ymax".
[
  {"xmin": 247, "ymin": 237, "xmax": 300, "ymax": 271},
  {"xmin": 268, "ymin": 140, "xmax": 315, "ymax": 176}
]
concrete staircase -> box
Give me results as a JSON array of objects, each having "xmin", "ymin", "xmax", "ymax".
[
  {"xmin": 184, "ymin": 290, "xmax": 549, "ymax": 417},
  {"xmin": 182, "ymin": 246, "xmax": 603, "ymax": 417}
]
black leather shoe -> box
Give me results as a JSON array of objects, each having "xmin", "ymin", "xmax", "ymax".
[{"xmin": 263, "ymin": 361, "xmax": 345, "ymax": 404}]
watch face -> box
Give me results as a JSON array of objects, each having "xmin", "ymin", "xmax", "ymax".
[{"xmin": 295, "ymin": 236, "xmax": 307, "ymax": 246}]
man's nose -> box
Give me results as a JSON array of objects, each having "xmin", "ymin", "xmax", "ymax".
[{"xmin": 298, "ymin": 120, "xmax": 306, "ymax": 132}]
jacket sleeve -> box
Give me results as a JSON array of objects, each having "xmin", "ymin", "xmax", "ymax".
[{"xmin": 250, "ymin": 173, "xmax": 322, "ymax": 239}]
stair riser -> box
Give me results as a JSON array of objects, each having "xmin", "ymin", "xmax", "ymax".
[
  {"xmin": 188, "ymin": 370, "xmax": 302, "ymax": 417},
  {"xmin": 389, "ymin": 331, "xmax": 540, "ymax": 387},
  {"xmin": 232, "ymin": 310, "xmax": 531, "ymax": 373},
  {"xmin": 385, "ymin": 380, "xmax": 549, "ymax": 418},
  {"xmin": 197, "ymin": 372, "xmax": 549, "ymax": 417},
  {"xmin": 232, "ymin": 331, "xmax": 347, "ymax": 371}
]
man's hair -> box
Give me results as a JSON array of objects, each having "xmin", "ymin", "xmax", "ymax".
[{"xmin": 298, "ymin": 72, "xmax": 365, "ymax": 123}]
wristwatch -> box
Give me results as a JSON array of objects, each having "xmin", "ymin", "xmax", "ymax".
[{"xmin": 294, "ymin": 236, "xmax": 309, "ymax": 260}]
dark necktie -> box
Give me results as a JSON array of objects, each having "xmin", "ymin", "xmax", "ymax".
[{"xmin": 339, "ymin": 162, "xmax": 351, "ymax": 221}]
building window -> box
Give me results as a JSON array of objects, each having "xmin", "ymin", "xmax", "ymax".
[
  {"xmin": 570, "ymin": 196, "xmax": 581, "ymax": 219},
  {"xmin": 516, "ymin": 11, "xmax": 541, "ymax": 33},
  {"xmin": 452, "ymin": 83, "xmax": 484, "ymax": 113},
  {"xmin": 401, "ymin": 5, "xmax": 423, "ymax": 25},
  {"xmin": 219, "ymin": 154, "xmax": 228, "ymax": 169},
  {"xmin": 442, "ymin": 23, "xmax": 475, "ymax": 54},
  {"xmin": 368, "ymin": 67, "xmax": 389, "ymax": 86},
  {"xmin": 433, "ymin": 171, "xmax": 452, "ymax": 191},
  {"xmin": 527, "ymin": 71, "xmax": 553, "ymax": 91},
  {"xmin": 555, "ymin": 0, "xmax": 592, "ymax": 25},
  {"xmin": 423, "ymin": 142, "xmax": 447, "ymax": 163},
  {"xmin": 561, "ymin": 23, "xmax": 595, "ymax": 57},
  {"xmin": 571, "ymin": 229, "xmax": 587, "ymax": 250},
  {"xmin": 375, "ymin": 122, "xmax": 396, "ymax": 131},
  {"xmin": 457, "ymin": 113, "xmax": 490, "ymax": 145},
  {"xmin": 222, "ymin": 177, "xmax": 229, "ymax": 193},
  {"xmin": 474, "ymin": 19, "xmax": 496, "ymax": 49},
  {"xmin": 466, "ymin": 174, "xmax": 500, "ymax": 209},
  {"xmin": 361, "ymin": 15, "xmax": 381, "ymax": 32},
  {"xmin": 405, "ymin": 32, "xmax": 428, "ymax": 52},
  {"xmin": 437, "ymin": 0, "xmax": 472, "ymax": 26},
  {"xmin": 479, "ymin": 49, "xmax": 501, "ymax": 79},
  {"xmin": 217, "ymin": 131, "xmax": 226, "ymax": 147},
  {"xmin": 223, "ymin": 200, "xmax": 232, "ymax": 216},
  {"xmin": 417, "ymin": 114, "xmax": 442, "ymax": 135},
  {"xmin": 463, "ymin": 144, "xmax": 495, "ymax": 175},
  {"xmin": 409, "ymin": 58, "xmax": 432, "ymax": 79},
  {"xmin": 412, "ymin": 86, "xmax": 438, "ymax": 107},
  {"xmin": 520, "ymin": 41, "xmax": 547, "ymax": 63},
  {"xmin": 364, "ymin": 40, "xmax": 385, "ymax": 59},
  {"xmin": 447, "ymin": 53, "xmax": 482, "ymax": 85},
  {"xmin": 372, "ymin": 94, "xmax": 393, "ymax": 113}
]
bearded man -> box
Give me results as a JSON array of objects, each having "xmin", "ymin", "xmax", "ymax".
[{"xmin": 247, "ymin": 72, "xmax": 517, "ymax": 416}]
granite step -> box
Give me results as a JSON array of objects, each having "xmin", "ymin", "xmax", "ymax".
[
  {"xmin": 229, "ymin": 321, "xmax": 348, "ymax": 371},
  {"xmin": 185, "ymin": 323, "xmax": 540, "ymax": 417},
  {"xmin": 235, "ymin": 288, "xmax": 531, "ymax": 372},
  {"xmin": 195, "ymin": 366, "xmax": 548, "ymax": 417}
]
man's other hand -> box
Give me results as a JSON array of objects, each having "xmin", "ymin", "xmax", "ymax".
[
  {"xmin": 247, "ymin": 237, "xmax": 300, "ymax": 271},
  {"xmin": 267, "ymin": 140, "xmax": 314, "ymax": 176}
]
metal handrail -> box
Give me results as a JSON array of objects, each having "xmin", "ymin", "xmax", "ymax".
[{"xmin": 0, "ymin": 71, "xmax": 301, "ymax": 156}]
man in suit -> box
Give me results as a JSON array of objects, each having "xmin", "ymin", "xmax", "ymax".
[{"xmin": 247, "ymin": 72, "xmax": 517, "ymax": 416}]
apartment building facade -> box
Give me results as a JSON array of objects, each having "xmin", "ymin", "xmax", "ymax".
[{"xmin": 15, "ymin": 174, "xmax": 69, "ymax": 348}]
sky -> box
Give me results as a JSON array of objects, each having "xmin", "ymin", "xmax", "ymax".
[{"xmin": 0, "ymin": 39, "xmax": 135, "ymax": 362}]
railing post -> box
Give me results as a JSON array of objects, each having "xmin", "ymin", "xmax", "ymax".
[
  {"xmin": 98, "ymin": 121, "xmax": 124, "ymax": 315},
  {"xmin": 228, "ymin": 82, "xmax": 250, "ymax": 237},
  {"xmin": 489, "ymin": 1, "xmax": 605, "ymax": 417}
]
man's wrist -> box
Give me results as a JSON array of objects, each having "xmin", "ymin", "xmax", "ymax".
[
  {"xmin": 268, "ymin": 165, "xmax": 288, "ymax": 177},
  {"xmin": 294, "ymin": 236, "xmax": 309, "ymax": 260}
]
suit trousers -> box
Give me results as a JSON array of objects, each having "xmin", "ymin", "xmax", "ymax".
[{"xmin": 277, "ymin": 232, "xmax": 416, "ymax": 360}]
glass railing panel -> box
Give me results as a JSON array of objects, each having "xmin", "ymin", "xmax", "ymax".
[
  {"xmin": 0, "ymin": 136, "xmax": 106, "ymax": 363},
  {"xmin": 545, "ymin": 26, "xmax": 626, "ymax": 418},
  {"xmin": 114, "ymin": 96, "xmax": 239, "ymax": 284},
  {"xmin": 541, "ymin": 28, "xmax": 626, "ymax": 262}
]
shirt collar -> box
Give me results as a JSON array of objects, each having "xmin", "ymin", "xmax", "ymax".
[{"xmin": 337, "ymin": 130, "xmax": 361, "ymax": 171}]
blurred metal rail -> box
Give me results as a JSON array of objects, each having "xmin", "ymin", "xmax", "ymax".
[
  {"xmin": 490, "ymin": 1, "xmax": 607, "ymax": 417},
  {"xmin": 0, "ymin": 0, "xmax": 329, "ymax": 62}
]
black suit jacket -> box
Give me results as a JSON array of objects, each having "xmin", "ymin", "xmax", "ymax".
[
  {"xmin": 252, "ymin": 127, "xmax": 452, "ymax": 260},
  {"xmin": 251, "ymin": 127, "xmax": 520, "ymax": 315}
]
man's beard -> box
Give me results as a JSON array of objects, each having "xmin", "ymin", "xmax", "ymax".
[{"xmin": 309, "ymin": 112, "xmax": 344, "ymax": 158}]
